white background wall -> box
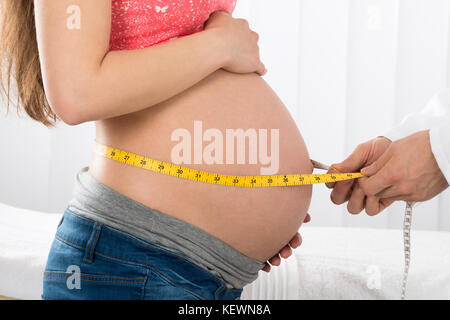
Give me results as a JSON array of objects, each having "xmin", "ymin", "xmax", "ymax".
[{"xmin": 1, "ymin": 0, "xmax": 449, "ymax": 231}]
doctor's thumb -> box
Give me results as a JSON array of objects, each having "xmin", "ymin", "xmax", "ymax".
[
  {"xmin": 332, "ymin": 148, "xmax": 368, "ymax": 173},
  {"xmin": 326, "ymin": 146, "xmax": 369, "ymax": 189},
  {"xmin": 361, "ymin": 157, "xmax": 387, "ymax": 177},
  {"xmin": 361, "ymin": 146, "xmax": 393, "ymax": 176}
]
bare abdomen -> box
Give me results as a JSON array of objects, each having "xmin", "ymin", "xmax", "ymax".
[{"xmin": 90, "ymin": 69, "xmax": 313, "ymax": 262}]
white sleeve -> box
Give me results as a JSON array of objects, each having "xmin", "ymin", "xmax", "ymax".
[{"xmin": 383, "ymin": 89, "xmax": 450, "ymax": 184}]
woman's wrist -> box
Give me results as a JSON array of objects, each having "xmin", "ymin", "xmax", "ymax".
[{"xmin": 202, "ymin": 27, "xmax": 230, "ymax": 70}]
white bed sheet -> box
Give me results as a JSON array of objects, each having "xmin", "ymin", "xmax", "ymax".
[
  {"xmin": 1, "ymin": 202, "xmax": 449, "ymax": 300},
  {"xmin": 0, "ymin": 203, "xmax": 61, "ymax": 300},
  {"xmin": 242, "ymin": 226, "xmax": 450, "ymax": 300}
]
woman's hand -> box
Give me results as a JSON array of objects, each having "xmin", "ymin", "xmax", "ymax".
[
  {"xmin": 262, "ymin": 213, "xmax": 311, "ymax": 272},
  {"xmin": 204, "ymin": 11, "xmax": 267, "ymax": 76}
]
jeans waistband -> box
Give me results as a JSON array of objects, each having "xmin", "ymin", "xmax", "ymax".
[
  {"xmin": 66, "ymin": 167, "xmax": 264, "ymax": 289},
  {"xmin": 57, "ymin": 209, "xmax": 243, "ymax": 299}
]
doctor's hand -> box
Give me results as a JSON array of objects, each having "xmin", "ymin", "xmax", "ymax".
[
  {"xmin": 262, "ymin": 213, "xmax": 311, "ymax": 272},
  {"xmin": 358, "ymin": 130, "xmax": 448, "ymax": 205},
  {"xmin": 326, "ymin": 136, "xmax": 393, "ymax": 215}
]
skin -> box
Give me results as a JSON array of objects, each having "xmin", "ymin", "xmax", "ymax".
[
  {"xmin": 34, "ymin": 1, "xmax": 265, "ymax": 125},
  {"xmin": 89, "ymin": 70, "xmax": 313, "ymax": 262},
  {"xmin": 328, "ymin": 131, "xmax": 449, "ymax": 216},
  {"xmin": 263, "ymin": 213, "xmax": 311, "ymax": 272},
  {"xmin": 35, "ymin": 0, "xmax": 313, "ymax": 269}
]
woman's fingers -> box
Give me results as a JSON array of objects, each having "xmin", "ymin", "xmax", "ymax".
[
  {"xmin": 256, "ymin": 63, "xmax": 267, "ymax": 76},
  {"xmin": 264, "ymin": 231, "xmax": 305, "ymax": 272},
  {"xmin": 304, "ymin": 213, "xmax": 311, "ymax": 223},
  {"xmin": 289, "ymin": 232, "xmax": 302, "ymax": 249},
  {"xmin": 268, "ymin": 255, "xmax": 281, "ymax": 266},
  {"xmin": 263, "ymin": 232, "xmax": 305, "ymax": 272},
  {"xmin": 278, "ymin": 244, "xmax": 292, "ymax": 259}
]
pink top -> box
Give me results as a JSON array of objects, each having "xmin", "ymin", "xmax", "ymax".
[{"xmin": 110, "ymin": 0, "xmax": 237, "ymax": 51}]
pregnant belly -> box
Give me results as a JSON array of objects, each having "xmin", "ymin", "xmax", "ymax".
[{"xmin": 90, "ymin": 69, "xmax": 313, "ymax": 262}]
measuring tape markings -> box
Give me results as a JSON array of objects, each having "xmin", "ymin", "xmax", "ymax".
[{"xmin": 94, "ymin": 141, "xmax": 364, "ymax": 187}]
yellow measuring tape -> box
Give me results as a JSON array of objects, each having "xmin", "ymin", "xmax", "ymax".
[
  {"xmin": 93, "ymin": 141, "xmax": 364, "ymax": 187},
  {"xmin": 94, "ymin": 140, "xmax": 414, "ymax": 299}
]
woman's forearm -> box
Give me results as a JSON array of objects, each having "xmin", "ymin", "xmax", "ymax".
[
  {"xmin": 35, "ymin": 1, "xmax": 262, "ymax": 125},
  {"xmin": 67, "ymin": 29, "xmax": 227, "ymax": 125}
]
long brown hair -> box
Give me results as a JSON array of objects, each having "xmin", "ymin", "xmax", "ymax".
[{"xmin": 0, "ymin": 0, "xmax": 57, "ymax": 127}]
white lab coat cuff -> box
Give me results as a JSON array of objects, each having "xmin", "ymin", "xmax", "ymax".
[
  {"xmin": 382, "ymin": 117, "xmax": 422, "ymax": 142},
  {"xmin": 382, "ymin": 89, "xmax": 450, "ymax": 141},
  {"xmin": 429, "ymin": 123, "xmax": 450, "ymax": 185}
]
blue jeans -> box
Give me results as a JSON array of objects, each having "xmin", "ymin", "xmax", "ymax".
[{"xmin": 42, "ymin": 210, "xmax": 243, "ymax": 300}]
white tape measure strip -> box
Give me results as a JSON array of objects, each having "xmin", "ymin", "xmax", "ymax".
[
  {"xmin": 305, "ymin": 160, "xmax": 413, "ymax": 299},
  {"xmin": 401, "ymin": 202, "xmax": 414, "ymax": 300}
]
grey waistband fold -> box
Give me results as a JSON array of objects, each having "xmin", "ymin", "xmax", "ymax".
[{"xmin": 67, "ymin": 167, "xmax": 264, "ymax": 289}]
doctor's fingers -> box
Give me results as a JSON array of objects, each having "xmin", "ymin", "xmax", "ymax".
[
  {"xmin": 330, "ymin": 179, "xmax": 355, "ymax": 205},
  {"xmin": 375, "ymin": 183, "xmax": 415, "ymax": 200},
  {"xmin": 365, "ymin": 196, "xmax": 395, "ymax": 216},
  {"xmin": 326, "ymin": 143, "xmax": 372, "ymax": 189},
  {"xmin": 364, "ymin": 196, "xmax": 383, "ymax": 216},
  {"xmin": 325, "ymin": 166, "xmax": 342, "ymax": 189},
  {"xmin": 359, "ymin": 164, "xmax": 394, "ymax": 198},
  {"xmin": 346, "ymin": 182, "xmax": 366, "ymax": 214}
]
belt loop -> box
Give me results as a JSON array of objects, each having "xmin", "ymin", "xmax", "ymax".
[{"xmin": 83, "ymin": 222, "xmax": 102, "ymax": 264}]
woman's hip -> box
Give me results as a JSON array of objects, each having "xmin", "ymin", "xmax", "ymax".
[{"xmin": 42, "ymin": 210, "xmax": 242, "ymax": 300}]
